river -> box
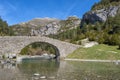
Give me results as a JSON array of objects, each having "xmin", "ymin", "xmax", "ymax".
[{"xmin": 0, "ymin": 58, "xmax": 120, "ymax": 80}]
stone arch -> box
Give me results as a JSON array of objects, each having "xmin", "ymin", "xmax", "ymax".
[
  {"xmin": 19, "ymin": 41, "xmax": 60, "ymax": 59},
  {"xmin": 0, "ymin": 36, "xmax": 80, "ymax": 59}
]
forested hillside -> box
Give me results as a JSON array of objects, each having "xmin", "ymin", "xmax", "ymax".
[
  {"xmin": 50, "ymin": 0, "xmax": 120, "ymax": 47},
  {"xmin": 0, "ymin": 17, "xmax": 14, "ymax": 36},
  {"xmin": 92, "ymin": 0, "xmax": 120, "ymax": 10}
]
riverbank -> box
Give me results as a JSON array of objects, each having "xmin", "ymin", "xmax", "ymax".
[
  {"xmin": 16, "ymin": 54, "xmax": 55, "ymax": 62},
  {"xmin": 67, "ymin": 44, "xmax": 120, "ymax": 60},
  {"xmin": 65, "ymin": 58, "xmax": 120, "ymax": 63}
]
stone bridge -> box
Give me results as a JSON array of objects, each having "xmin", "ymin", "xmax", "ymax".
[{"xmin": 0, "ymin": 36, "xmax": 80, "ymax": 58}]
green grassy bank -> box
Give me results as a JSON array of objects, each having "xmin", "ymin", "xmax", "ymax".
[{"xmin": 67, "ymin": 44, "xmax": 120, "ymax": 60}]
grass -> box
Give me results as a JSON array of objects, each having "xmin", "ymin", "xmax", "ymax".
[{"xmin": 67, "ymin": 44, "xmax": 120, "ymax": 60}]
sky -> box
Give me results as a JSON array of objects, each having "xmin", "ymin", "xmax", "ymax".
[{"xmin": 0, "ymin": 0, "xmax": 100, "ymax": 25}]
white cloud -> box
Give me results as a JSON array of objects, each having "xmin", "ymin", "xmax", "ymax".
[
  {"xmin": 0, "ymin": 1, "xmax": 17, "ymax": 25},
  {"xmin": 63, "ymin": 0, "xmax": 79, "ymax": 18},
  {"xmin": 0, "ymin": 5, "xmax": 7, "ymax": 16},
  {"xmin": 5, "ymin": 1, "xmax": 16, "ymax": 11},
  {"xmin": 0, "ymin": 1, "xmax": 17, "ymax": 16}
]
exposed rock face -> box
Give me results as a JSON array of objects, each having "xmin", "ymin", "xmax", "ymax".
[
  {"xmin": 81, "ymin": 6, "xmax": 120, "ymax": 26},
  {"xmin": 11, "ymin": 16, "xmax": 80, "ymax": 36},
  {"xmin": 30, "ymin": 21, "xmax": 61, "ymax": 36}
]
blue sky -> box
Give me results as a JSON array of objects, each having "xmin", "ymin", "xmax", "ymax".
[{"xmin": 0, "ymin": 0, "xmax": 100, "ymax": 25}]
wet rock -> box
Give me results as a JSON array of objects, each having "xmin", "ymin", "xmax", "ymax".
[
  {"xmin": 34, "ymin": 73, "xmax": 40, "ymax": 76},
  {"xmin": 33, "ymin": 77, "xmax": 39, "ymax": 80},
  {"xmin": 48, "ymin": 76, "xmax": 56, "ymax": 79},
  {"xmin": 40, "ymin": 76, "xmax": 46, "ymax": 79}
]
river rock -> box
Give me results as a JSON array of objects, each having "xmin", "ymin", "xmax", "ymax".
[
  {"xmin": 34, "ymin": 73, "xmax": 40, "ymax": 76},
  {"xmin": 48, "ymin": 76, "xmax": 56, "ymax": 79},
  {"xmin": 40, "ymin": 76, "xmax": 46, "ymax": 79}
]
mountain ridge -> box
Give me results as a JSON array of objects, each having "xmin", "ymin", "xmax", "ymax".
[{"xmin": 11, "ymin": 16, "xmax": 81, "ymax": 36}]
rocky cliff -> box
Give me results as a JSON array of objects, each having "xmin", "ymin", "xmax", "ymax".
[
  {"xmin": 11, "ymin": 16, "xmax": 80, "ymax": 36},
  {"xmin": 81, "ymin": 1, "xmax": 120, "ymax": 27}
]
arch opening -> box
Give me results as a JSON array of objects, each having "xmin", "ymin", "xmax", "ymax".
[{"xmin": 19, "ymin": 42, "xmax": 60, "ymax": 60}]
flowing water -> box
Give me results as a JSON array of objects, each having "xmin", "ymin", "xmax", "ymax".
[{"xmin": 0, "ymin": 58, "xmax": 120, "ymax": 80}]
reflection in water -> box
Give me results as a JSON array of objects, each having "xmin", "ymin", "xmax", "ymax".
[
  {"xmin": 18, "ymin": 59, "xmax": 60, "ymax": 78},
  {"xmin": 0, "ymin": 59, "xmax": 120, "ymax": 80}
]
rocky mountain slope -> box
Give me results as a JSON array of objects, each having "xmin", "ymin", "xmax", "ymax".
[
  {"xmin": 81, "ymin": 0, "xmax": 120, "ymax": 27},
  {"xmin": 78, "ymin": 0, "xmax": 120, "ymax": 45},
  {"xmin": 11, "ymin": 16, "xmax": 80, "ymax": 36}
]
